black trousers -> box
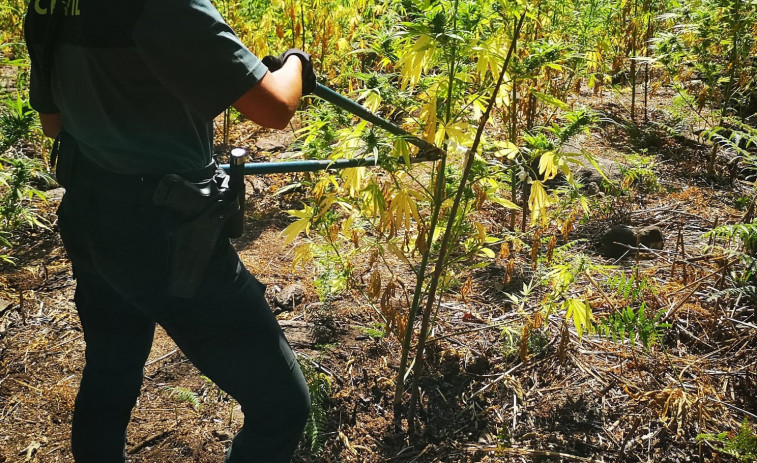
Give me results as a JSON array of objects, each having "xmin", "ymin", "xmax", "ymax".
[{"xmin": 57, "ymin": 156, "xmax": 310, "ymax": 462}]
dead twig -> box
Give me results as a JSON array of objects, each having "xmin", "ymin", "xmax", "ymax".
[
  {"xmin": 476, "ymin": 446, "xmax": 609, "ymax": 462},
  {"xmin": 128, "ymin": 430, "xmax": 173, "ymax": 455},
  {"xmin": 662, "ymin": 257, "xmax": 738, "ymax": 323},
  {"xmin": 144, "ymin": 349, "xmax": 179, "ymax": 367}
]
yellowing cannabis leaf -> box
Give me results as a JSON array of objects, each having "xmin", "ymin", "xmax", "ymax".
[
  {"xmin": 393, "ymin": 139, "xmax": 411, "ymax": 166},
  {"xmin": 333, "ymin": 121, "xmax": 367, "ymax": 159},
  {"xmin": 387, "ymin": 187, "xmax": 422, "ymax": 231},
  {"xmin": 436, "ymin": 120, "xmax": 473, "ymax": 148},
  {"xmin": 563, "ymin": 298, "xmax": 592, "ymax": 337},
  {"xmin": 474, "ymin": 221, "xmax": 487, "ymax": 244},
  {"xmin": 538, "ymin": 151, "xmax": 559, "ymax": 181},
  {"xmin": 361, "ymin": 181, "xmax": 386, "ymax": 218},
  {"xmin": 398, "ymin": 34, "xmax": 437, "ymax": 90},
  {"xmin": 361, "ymin": 91, "xmax": 382, "ymax": 113},
  {"xmin": 528, "ymin": 180, "xmax": 554, "ymax": 225},
  {"xmin": 292, "ymin": 243, "xmax": 313, "ymax": 270},
  {"xmin": 282, "ymin": 205, "xmax": 315, "ymax": 245},
  {"xmin": 342, "ymin": 167, "xmax": 365, "ymax": 198},
  {"xmin": 419, "ymin": 91, "xmax": 438, "ymax": 144},
  {"xmin": 532, "ymin": 90, "xmax": 570, "ymax": 111},
  {"xmin": 496, "ymin": 141, "xmax": 519, "ymax": 160}
]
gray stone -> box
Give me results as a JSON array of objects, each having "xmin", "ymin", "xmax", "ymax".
[
  {"xmin": 250, "ymin": 177, "xmax": 268, "ymax": 193},
  {"xmin": 602, "ymin": 225, "xmax": 664, "ymax": 258},
  {"xmin": 305, "ymin": 301, "xmax": 323, "ymax": 311},
  {"xmin": 602, "ymin": 225, "xmax": 637, "ymax": 258},
  {"xmin": 46, "ymin": 188, "xmax": 66, "ymax": 202},
  {"xmin": 585, "ymin": 182, "xmax": 600, "ymax": 195},
  {"xmin": 274, "ymin": 151, "xmax": 302, "ymax": 160},
  {"xmin": 212, "ymin": 429, "xmax": 233, "ymax": 441},
  {"xmin": 637, "ymin": 226, "xmax": 664, "ymax": 250},
  {"xmin": 273, "ymin": 283, "xmax": 307, "ymax": 310},
  {"xmin": 255, "ymin": 132, "xmax": 295, "ymax": 152},
  {"xmin": 575, "ymin": 157, "xmax": 623, "ymax": 191}
]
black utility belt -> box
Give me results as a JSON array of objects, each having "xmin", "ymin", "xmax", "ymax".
[
  {"xmin": 152, "ymin": 167, "xmax": 242, "ymax": 298},
  {"xmin": 52, "ymin": 131, "xmax": 243, "ymax": 299}
]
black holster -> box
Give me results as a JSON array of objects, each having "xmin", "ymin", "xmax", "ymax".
[
  {"xmin": 51, "ymin": 130, "xmax": 78, "ymax": 188},
  {"xmin": 153, "ymin": 167, "xmax": 241, "ymax": 298}
]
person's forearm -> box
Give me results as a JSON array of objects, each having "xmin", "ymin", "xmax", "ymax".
[
  {"xmin": 39, "ymin": 113, "xmax": 61, "ymax": 138},
  {"xmin": 233, "ymin": 56, "xmax": 303, "ymax": 130}
]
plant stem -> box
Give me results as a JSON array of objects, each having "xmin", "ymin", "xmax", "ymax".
[
  {"xmin": 707, "ymin": 0, "xmax": 743, "ymax": 177},
  {"xmin": 630, "ymin": 0, "xmax": 638, "ymax": 122},
  {"xmin": 509, "ymin": 18, "xmax": 518, "ymax": 232},
  {"xmin": 405, "ymin": 11, "xmax": 527, "ymax": 432},
  {"xmin": 392, "ymin": 0, "xmax": 460, "ymax": 417}
]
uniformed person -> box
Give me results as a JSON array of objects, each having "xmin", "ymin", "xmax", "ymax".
[{"xmin": 24, "ymin": 0, "xmax": 315, "ymax": 461}]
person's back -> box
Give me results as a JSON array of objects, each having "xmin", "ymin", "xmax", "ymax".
[
  {"xmin": 25, "ymin": 1, "xmax": 314, "ymax": 461},
  {"xmin": 26, "ymin": 0, "xmax": 278, "ymax": 174}
]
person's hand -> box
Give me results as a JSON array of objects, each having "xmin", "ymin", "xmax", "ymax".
[{"xmin": 261, "ymin": 48, "xmax": 316, "ymax": 95}]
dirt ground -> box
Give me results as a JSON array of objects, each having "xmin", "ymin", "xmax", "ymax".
[{"xmin": 1, "ymin": 87, "xmax": 756, "ymax": 463}]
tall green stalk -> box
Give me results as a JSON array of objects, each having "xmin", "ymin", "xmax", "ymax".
[
  {"xmin": 707, "ymin": 0, "xmax": 744, "ymax": 177},
  {"xmin": 406, "ymin": 10, "xmax": 527, "ymax": 431},
  {"xmin": 630, "ymin": 0, "xmax": 638, "ymax": 122},
  {"xmin": 509, "ymin": 18, "xmax": 518, "ymax": 232},
  {"xmin": 392, "ymin": 0, "xmax": 460, "ymax": 419}
]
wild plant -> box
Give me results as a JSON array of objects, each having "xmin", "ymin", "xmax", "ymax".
[
  {"xmin": 597, "ymin": 272, "xmax": 670, "ymax": 350},
  {"xmin": 539, "ymin": 252, "xmax": 608, "ymax": 338},
  {"xmin": 697, "ymin": 418, "xmax": 757, "ymax": 463},
  {"xmin": 598, "ymin": 302, "xmax": 669, "ymax": 350},
  {"xmin": 701, "ymin": 117, "xmax": 757, "ymax": 173},
  {"xmin": 702, "ymin": 221, "xmax": 757, "ymax": 298},
  {"xmin": 299, "ymin": 360, "xmax": 332, "ymax": 454},
  {"xmin": 0, "ymin": 156, "xmax": 50, "ymax": 231},
  {"xmin": 163, "ymin": 385, "xmax": 202, "ymax": 412},
  {"xmin": 0, "ymin": 0, "xmax": 27, "ymax": 45},
  {"xmin": 653, "ymin": 0, "xmax": 757, "ymax": 176},
  {"xmin": 619, "ymin": 152, "xmax": 661, "ymax": 193},
  {"xmin": 0, "ymin": 93, "xmax": 37, "ymax": 153},
  {"xmin": 283, "ymin": 0, "xmax": 654, "ymax": 428}
]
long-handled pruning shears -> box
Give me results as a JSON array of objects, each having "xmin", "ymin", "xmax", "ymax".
[
  {"xmin": 220, "ymin": 83, "xmax": 443, "ymax": 175},
  {"xmin": 220, "ymin": 82, "xmax": 444, "ymax": 237}
]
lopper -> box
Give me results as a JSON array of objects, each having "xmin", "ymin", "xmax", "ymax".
[{"xmin": 220, "ymin": 83, "xmax": 443, "ymax": 175}]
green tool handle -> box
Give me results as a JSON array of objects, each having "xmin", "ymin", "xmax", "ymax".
[
  {"xmin": 313, "ymin": 83, "xmax": 441, "ymax": 156},
  {"xmin": 219, "ymin": 83, "xmax": 444, "ymax": 175},
  {"xmin": 220, "ymin": 155, "xmax": 431, "ymax": 175}
]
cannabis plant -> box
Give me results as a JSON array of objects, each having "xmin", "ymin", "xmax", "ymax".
[{"xmin": 0, "ymin": 94, "xmax": 37, "ymax": 153}]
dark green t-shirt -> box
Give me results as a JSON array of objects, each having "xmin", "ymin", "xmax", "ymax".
[{"xmin": 25, "ymin": 0, "xmax": 268, "ymax": 175}]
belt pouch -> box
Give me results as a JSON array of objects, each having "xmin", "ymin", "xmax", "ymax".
[
  {"xmin": 167, "ymin": 197, "xmax": 238, "ymax": 297},
  {"xmin": 51, "ymin": 131, "xmax": 77, "ymax": 188},
  {"xmin": 153, "ymin": 170, "xmax": 239, "ymax": 298}
]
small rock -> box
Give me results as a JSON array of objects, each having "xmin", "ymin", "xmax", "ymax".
[
  {"xmin": 305, "ymin": 301, "xmax": 323, "ymax": 311},
  {"xmin": 602, "ymin": 225, "xmax": 637, "ymax": 258},
  {"xmin": 602, "ymin": 225, "xmax": 664, "ymax": 258},
  {"xmin": 250, "ymin": 177, "xmax": 267, "ymax": 193},
  {"xmin": 465, "ymin": 353, "xmax": 491, "ymax": 375},
  {"xmin": 584, "ymin": 182, "xmax": 600, "ymax": 196},
  {"xmin": 255, "ymin": 133, "xmax": 294, "ymax": 152},
  {"xmin": 274, "ymin": 151, "xmax": 302, "ymax": 160},
  {"xmin": 212, "ymin": 429, "xmax": 233, "ymax": 441},
  {"xmin": 273, "ymin": 283, "xmax": 307, "ymax": 310},
  {"xmin": 575, "ymin": 157, "xmax": 623, "ymax": 190},
  {"xmin": 46, "ymin": 188, "xmax": 66, "ymax": 202},
  {"xmin": 637, "ymin": 226, "xmax": 664, "ymax": 250}
]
